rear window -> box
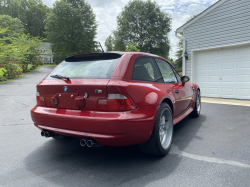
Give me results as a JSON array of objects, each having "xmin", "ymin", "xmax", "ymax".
[{"xmin": 46, "ymin": 58, "xmax": 120, "ymax": 79}]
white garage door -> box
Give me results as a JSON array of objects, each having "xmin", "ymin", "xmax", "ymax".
[{"xmin": 196, "ymin": 45, "xmax": 250, "ymax": 100}]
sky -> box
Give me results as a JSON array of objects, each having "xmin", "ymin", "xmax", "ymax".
[{"xmin": 41, "ymin": 0, "xmax": 218, "ymax": 59}]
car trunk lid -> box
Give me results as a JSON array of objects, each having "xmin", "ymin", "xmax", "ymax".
[
  {"xmin": 37, "ymin": 53, "xmax": 123, "ymax": 111},
  {"xmin": 37, "ymin": 79, "xmax": 110, "ymax": 110}
]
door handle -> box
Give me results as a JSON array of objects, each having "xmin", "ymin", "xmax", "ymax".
[{"xmin": 175, "ymin": 89, "xmax": 179, "ymax": 93}]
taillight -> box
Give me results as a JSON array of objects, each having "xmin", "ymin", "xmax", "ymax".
[
  {"xmin": 36, "ymin": 91, "xmax": 45, "ymax": 106},
  {"xmin": 98, "ymin": 93, "xmax": 136, "ymax": 111}
]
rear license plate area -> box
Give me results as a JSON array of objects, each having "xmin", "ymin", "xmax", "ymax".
[{"xmin": 57, "ymin": 93, "xmax": 79, "ymax": 109}]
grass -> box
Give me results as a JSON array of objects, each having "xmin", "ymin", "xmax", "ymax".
[
  {"xmin": 0, "ymin": 63, "xmax": 56, "ymax": 85},
  {"xmin": 43, "ymin": 64, "xmax": 57, "ymax": 66}
]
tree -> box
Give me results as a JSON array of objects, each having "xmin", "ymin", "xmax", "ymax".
[
  {"xmin": 45, "ymin": 0, "xmax": 97, "ymax": 64},
  {"xmin": 174, "ymin": 15, "xmax": 197, "ymax": 70},
  {"xmin": 21, "ymin": 0, "xmax": 50, "ymax": 38},
  {"xmin": 126, "ymin": 42, "xmax": 140, "ymax": 52},
  {"xmin": 0, "ymin": 15, "xmax": 24, "ymax": 37},
  {"xmin": 105, "ymin": 35, "xmax": 114, "ymax": 51},
  {"xmin": 174, "ymin": 39, "xmax": 183, "ymax": 69},
  {"xmin": 0, "ymin": 0, "xmax": 50, "ymax": 38},
  {"xmin": 112, "ymin": 0, "xmax": 171, "ymax": 57}
]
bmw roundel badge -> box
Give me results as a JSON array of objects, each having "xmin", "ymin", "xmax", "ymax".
[
  {"xmin": 84, "ymin": 93, "xmax": 89, "ymax": 98},
  {"xmin": 63, "ymin": 86, "xmax": 68, "ymax": 93}
]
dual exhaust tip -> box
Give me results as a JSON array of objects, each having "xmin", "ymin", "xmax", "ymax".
[
  {"xmin": 41, "ymin": 130, "xmax": 99, "ymax": 148},
  {"xmin": 80, "ymin": 138, "xmax": 98, "ymax": 148},
  {"xmin": 41, "ymin": 130, "xmax": 52, "ymax": 138}
]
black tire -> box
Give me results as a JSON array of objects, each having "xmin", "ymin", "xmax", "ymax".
[
  {"xmin": 140, "ymin": 103, "xmax": 173, "ymax": 157},
  {"xmin": 189, "ymin": 89, "xmax": 201, "ymax": 118}
]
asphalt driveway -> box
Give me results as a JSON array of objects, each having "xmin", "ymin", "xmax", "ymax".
[{"xmin": 0, "ymin": 66, "xmax": 250, "ymax": 187}]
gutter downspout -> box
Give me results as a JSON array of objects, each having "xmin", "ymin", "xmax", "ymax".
[{"xmin": 175, "ymin": 31, "xmax": 186, "ymax": 76}]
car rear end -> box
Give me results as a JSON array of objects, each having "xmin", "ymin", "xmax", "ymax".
[{"xmin": 31, "ymin": 52, "xmax": 158, "ymax": 146}]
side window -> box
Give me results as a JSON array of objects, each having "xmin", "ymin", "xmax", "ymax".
[
  {"xmin": 154, "ymin": 58, "xmax": 178, "ymax": 83},
  {"xmin": 172, "ymin": 68, "xmax": 181, "ymax": 82},
  {"xmin": 132, "ymin": 57, "xmax": 163, "ymax": 83}
]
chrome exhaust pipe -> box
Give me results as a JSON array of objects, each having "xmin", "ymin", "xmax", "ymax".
[
  {"xmin": 80, "ymin": 139, "xmax": 87, "ymax": 147},
  {"xmin": 44, "ymin": 131, "xmax": 50, "ymax": 138},
  {"xmin": 87, "ymin": 139, "xmax": 99, "ymax": 147},
  {"xmin": 87, "ymin": 140, "xmax": 93, "ymax": 147},
  {"xmin": 41, "ymin": 130, "xmax": 45, "ymax": 137}
]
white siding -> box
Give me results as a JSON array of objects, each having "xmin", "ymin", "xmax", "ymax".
[{"xmin": 183, "ymin": 0, "xmax": 250, "ymax": 80}]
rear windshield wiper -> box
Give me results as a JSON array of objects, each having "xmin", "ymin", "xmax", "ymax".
[{"xmin": 50, "ymin": 74, "xmax": 70, "ymax": 81}]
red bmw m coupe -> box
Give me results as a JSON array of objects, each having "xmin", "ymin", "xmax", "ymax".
[{"xmin": 31, "ymin": 52, "xmax": 201, "ymax": 156}]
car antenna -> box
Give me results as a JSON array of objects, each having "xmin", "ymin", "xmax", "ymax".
[{"xmin": 99, "ymin": 42, "xmax": 104, "ymax": 53}]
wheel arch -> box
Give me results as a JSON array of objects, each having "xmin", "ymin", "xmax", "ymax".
[
  {"xmin": 196, "ymin": 86, "xmax": 201, "ymax": 99},
  {"xmin": 161, "ymin": 98, "xmax": 174, "ymax": 115}
]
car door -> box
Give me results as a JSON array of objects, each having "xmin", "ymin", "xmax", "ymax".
[
  {"xmin": 171, "ymin": 66, "xmax": 193, "ymax": 113},
  {"xmin": 154, "ymin": 58, "xmax": 193, "ymax": 117}
]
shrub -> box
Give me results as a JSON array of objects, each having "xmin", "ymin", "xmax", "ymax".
[
  {"xmin": 0, "ymin": 28, "xmax": 43, "ymax": 78},
  {"xmin": 0, "ymin": 76, "xmax": 7, "ymax": 82}
]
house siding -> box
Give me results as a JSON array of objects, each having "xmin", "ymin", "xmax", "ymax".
[{"xmin": 183, "ymin": 0, "xmax": 250, "ymax": 80}]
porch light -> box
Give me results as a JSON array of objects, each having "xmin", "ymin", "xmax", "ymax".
[{"xmin": 184, "ymin": 51, "xmax": 188, "ymax": 60}]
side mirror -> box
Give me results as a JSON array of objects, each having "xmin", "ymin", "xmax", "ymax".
[{"xmin": 181, "ymin": 76, "xmax": 190, "ymax": 86}]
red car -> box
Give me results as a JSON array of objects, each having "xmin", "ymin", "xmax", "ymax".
[{"xmin": 31, "ymin": 52, "xmax": 201, "ymax": 156}]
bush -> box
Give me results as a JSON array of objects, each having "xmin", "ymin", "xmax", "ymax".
[
  {"xmin": 0, "ymin": 58, "xmax": 22, "ymax": 78},
  {"xmin": 0, "ymin": 28, "xmax": 43, "ymax": 78},
  {"xmin": 0, "ymin": 76, "xmax": 7, "ymax": 82}
]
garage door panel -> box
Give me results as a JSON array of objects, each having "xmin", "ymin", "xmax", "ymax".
[
  {"xmin": 200, "ymin": 87, "xmax": 207, "ymax": 96},
  {"xmin": 222, "ymin": 88, "xmax": 234, "ymax": 96},
  {"xmin": 236, "ymin": 45, "xmax": 250, "ymax": 55},
  {"xmin": 209, "ymin": 75, "xmax": 220, "ymax": 83},
  {"xmin": 209, "ymin": 63, "xmax": 220, "ymax": 70},
  {"xmin": 223, "ymin": 48, "xmax": 235, "ymax": 57},
  {"xmin": 238, "ymin": 61, "xmax": 250, "ymax": 69},
  {"xmin": 208, "ymin": 87, "xmax": 220, "ymax": 96},
  {"xmin": 222, "ymin": 62, "xmax": 235, "ymax": 70},
  {"xmin": 197, "ymin": 76, "xmax": 207, "ymax": 83},
  {"xmin": 197, "ymin": 64, "xmax": 207, "ymax": 71},
  {"xmin": 196, "ymin": 45, "xmax": 250, "ymax": 99},
  {"xmin": 237, "ymin": 89, "xmax": 250, "ymax": 97},
  {"xmin": 197, "ymin": 51, "xmax": 209, "ymax": 59},
  {"xmin": 237, "ymin": 75, "xmax": 250, "ymax": 82},
  {"xmin": 222, "ymin": 75, "xmax": 234, "ymax": 83},
  {"xmin": 209, "ymin": 50, "xmax": 221, "ymax": 58}
]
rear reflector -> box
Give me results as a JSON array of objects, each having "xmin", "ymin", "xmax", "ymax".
[{"xmin": 98, "ymin": 94, "xmax": 136, "ymax": 111}]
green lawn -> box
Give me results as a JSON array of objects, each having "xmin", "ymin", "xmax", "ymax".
[{"xmin": 44, "ymin": 64, "xmax": 57, "ymax": 66}]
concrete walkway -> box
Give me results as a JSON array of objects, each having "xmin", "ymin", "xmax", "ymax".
[{"xmin": 202, "ymin": 97, "xmax": 250, "ymax": 107}]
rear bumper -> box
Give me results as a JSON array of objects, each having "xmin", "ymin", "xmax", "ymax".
[{"xmin": 31, "ymin": 105, "xmax": 159, "ymax": 146}]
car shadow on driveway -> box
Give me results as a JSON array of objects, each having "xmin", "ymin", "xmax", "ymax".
[{"xmin": 24, "ymin": 115, "xmax": 206, "ymax": 187}]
